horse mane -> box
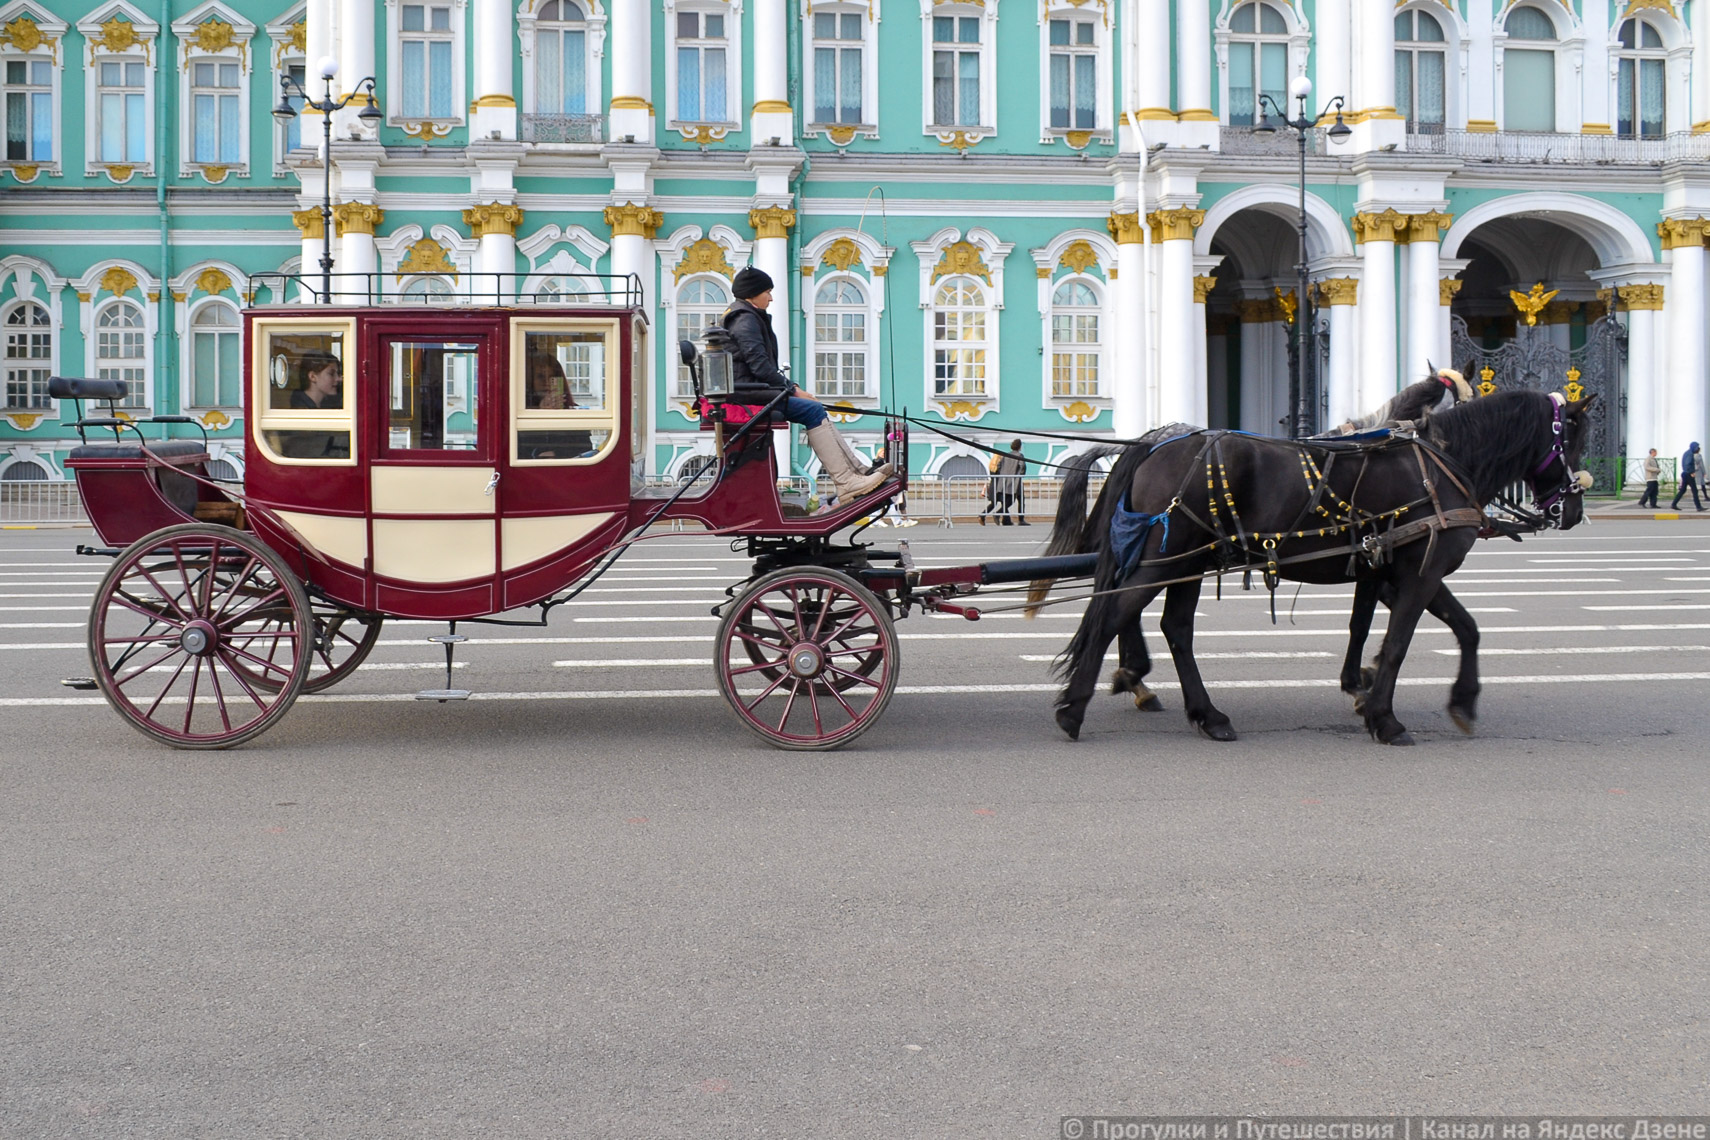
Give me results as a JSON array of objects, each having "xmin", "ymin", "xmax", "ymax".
[{"xmin": 1422, "ymin": 389, "xmax": 1552, "ymax": 502}]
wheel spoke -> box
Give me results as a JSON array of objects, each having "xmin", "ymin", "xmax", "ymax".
[
  {"xmin": 733, "ymin": 627, "xmax": 789, "ymax": 654},
  {"xmin": 826, "ymin": 684, "xmax": 860, "ymax": 719},
  {"xmin": 823, "ymin": 663, "xmax": 884, "ymax": 690},
  {"xmin": 776, "ymin": 677, "xmax": 804, "ymax": 732},
  {"xmin": 752, "ymin": 599, "xmax": 794, "ymax": 640},
  {"xmin": 809, "ymin": 588, "xmax": 839, "ymax": 640},
  {"xmin": 134, "ymin": 565, "xmax": 194, "ymax": 624},
  {"xmin": 182, "ymin": 656, "xmax": 203, "ymax": 734},
  {"xmin": 743, "ymin": 669, "xmax": 791, "ymax": 711},
  {"xmin": 98, "ymin": 632, "xmax": 186, "ymax": 646},
  {"xmin": 110, "ymin": 587, "xmax": 183, "ymax": 627},
  {"xmin": 728, "ymin": 659, "xmax": 786, "ymax": 677},
  {"xmin": 217, "ymin": 585, "xmax": 290, "ymax": 630},
  {"xmin": 807, "ymin": 680, "xmax": 823, "ymax": 736},
  {"xmin": 112, "ymin": 644, "xmax": 187, "ymax": 687},
  {"xmin": 208, "ymin": 552, "xmax": 263, "ymax": 621},
  {"xmin": 215, "ymin": 649, "xmax": 272, "ymax": 710},
  {"xmin": 222, "ymin": 641, "xmax": 301, "ymax": 679},
  {"xmin": 141, "ymin": 653, "xmax": 193, "ymax": 720}
]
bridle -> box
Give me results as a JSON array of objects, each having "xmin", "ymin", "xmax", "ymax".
[{"xmin": 1528, "ymin": 393, "xmax": 1591, "ymax": 528}]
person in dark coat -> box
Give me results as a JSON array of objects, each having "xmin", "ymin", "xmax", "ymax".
[
  {"xmin": 1672, "ymin": 442, "xmax": 1704, "ymax": 511},
  {"xmin": 722, "ymin": 265, "xmax": 890, "ymax": 501}
]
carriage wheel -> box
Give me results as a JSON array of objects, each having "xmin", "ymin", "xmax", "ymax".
[
  {"xmin": 87, "ymin": 523, "xmax": 312, "ymax": 749},
  {"xmin": 229, "ymin": 604, "xmax": 383, "ymax": 695},
  {"xmin": 715, "ymin": 567, "xmax": 899, "ymax": 750}
]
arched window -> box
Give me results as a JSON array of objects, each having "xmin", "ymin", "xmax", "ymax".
[
  {"xmin": 535, "ymin": 0, "xmax": 588, "ymax": 115},
  {"xmin": 96, "ymin": 301, "xmax": 146, "ymax": 408},
  {"xmin": 812, "ymin": 278, "xmax": 870, "ymax": 399},
  {"xmin": 400, "ymin": 276, "xmax": 455, "ymax": 300},
  {"xmin": 1395, "ymin": 8, "xmax": 1447, "ymax": 135},
  {"xmin": 205, "ymin": 457, "xmax": 240, "ymax": 481},
  {"xmin": 932, "ymin": 277, "xmax": 988, "ymax": 398},
  {"xmin": 675, "ymin": 276, "xmax": 730, "ymax": 397},
  {"xmin": 1227, "ymin": 1, "xmax": 1288, "ymax": 127},
  {"xmin": 1616, "ymin": 18, "xmax": 1666, "ymax": 140},
  {"xmin": 0, "ymin": 459, "xmax": 49, "ymax": 480},
  {"xmin": 937, "ymin": 454, "xmax": 986, "ymax": 480},
  {"xmin": 189, "ymin": 301, "xmax": 240, "ymax": 408},
  {"xmin": 1503, "ymin": 6, "xmax": 1558, "ymax": 133},
  {"xmin": 4, "ymin": 302, "xmax": 52, "ymax": 410},
  {"xmin": 1050, "ymin": 279, "xmax": 1101, "ymax": 399}
]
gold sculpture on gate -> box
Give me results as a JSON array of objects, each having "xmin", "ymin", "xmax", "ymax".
[
  {"xmin": 1509, "ymin": 282, "xmax": 1559, "ymax": 327},
  {"xmin": 1563, "ymin": 367, "xmax": 1586, "ymax": 403},
  {"xmin": 1478, "ymin": 366, "xmax": 1498, "ymax": 397}
]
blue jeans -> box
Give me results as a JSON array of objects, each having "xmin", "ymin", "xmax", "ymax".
[{"xmin": 780, "ymin": 396, "xmax": 827, "ymax": 429}]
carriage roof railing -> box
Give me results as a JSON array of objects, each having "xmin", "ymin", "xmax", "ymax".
[{"xmin": 244, "ymin": 271, "xmax": 645, "ymax": 310}]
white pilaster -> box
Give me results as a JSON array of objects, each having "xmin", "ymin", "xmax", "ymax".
[
  {"xmin": 750, "ymin": 0, "xmax": 792, "ymax": 144},
  {"xmin": 1351, "ymin": 0, "xmax": 1404, "ymax": 151},
  {"xmin": 1134, "ymin": 0, "xmax": 1174, "ymax": 144},
  {"xmin": 336, "ymin": 0, "xmax": 374, "ymax": 137},
  {"xmin": 1313, "ymin": 0, "xmax": 1351, "ymax": 114},
  {"xmin": 471, "ymin": 0, "xmax": 517, "ymax": 139},
  {"xmin": 1157, "ymin": 235, "xmax": 1199, "ymax": 426},
  {"xmin": 1627, "ymin": 306, "xmax": 1660, "ymax": 460},
  {"xmin": 1176, "ymin": 0, "xmax": 1215, "ymax": 146},
  {"xmin": 1355, "ymin": 214, "xmax": 1399, "ymax": 410},
  {"xmin": 1326, "ymin": 290, "xmax": 1358, "ymax": 427},
  {"xmin": 1109, "ymin": 208, "xmax": 1146, "ymax": 437},
  {"xmin": 1667, "ymin": 243, "xmax": 1707, "ymax": 454},
  {"xmin": 1405, "ymin": 223, "xmax": 1443, "ymax": 379},
  {"xmin": 1580, "ymin": 0, "xmax": 1611, "ymax": 131},
  {"xmin": 1695, "ymin": 0, "xmax": 1710, "ymax": 133},
  {"xmin": 609, "ymin": 0, "xmax": 652, "ymax": 144}
]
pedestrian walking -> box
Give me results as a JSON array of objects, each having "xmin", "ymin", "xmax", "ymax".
[
  {"xmin": 978, "ymin": 449, "xmax": 1003, "ymax": 525},
  {"xmin": 1671, "ymin": 442, "xmax": 1705, "ymax": 511},
  {"xmin": 998, "ymin": 439, "xmax": 1030, "ymax": 526},
  {"xmin": 1639, "ymin": 448, "xmax": 1661, "ymax": 509}
]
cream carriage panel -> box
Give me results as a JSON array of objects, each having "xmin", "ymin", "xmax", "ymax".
[
  {"xmin": 372, "ymin": 519, "xmax": 497, "ymax": 582},
  {"xmin": 273, "ymin": 510, "xmax": 369, "ymax": 568},
  {"xmin": 371, "ymin": 466, "xmax": 498, "ymax": 515},
  {"xmin": 501, "ymin": 512, "xmax": 618, "ymax": 571}
]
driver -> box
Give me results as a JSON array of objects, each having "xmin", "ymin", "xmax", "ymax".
[{"xmin": 723, "ymin": 266, "xmax": 890, "ymax": 502}]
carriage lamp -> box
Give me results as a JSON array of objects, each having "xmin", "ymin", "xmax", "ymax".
[
  {"xmin": 273, "ymin": 60, "xmax": 383, "ymax": 304},
  {"xmin": 691, "ymin": 329, "xmax": 737, "ymax": 399},
  {"xmin": 1255, "ymin": 78, "xmax": 1350, "ymax": 439}
]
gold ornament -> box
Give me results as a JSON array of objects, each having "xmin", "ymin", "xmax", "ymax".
[
  {"xmin": 1060, "ymin": 400, "xmax": 1098, "ymax": 423},
  {"xmin": 1478, "ymin": 367, "xmax": 1498, "ymax": 397},
  {"xmin": 331, "ymin": 202, "xmax": 384, "ymax": 236},
  {"xmin": 748, "ymin": 207, "xmax": 797, "ymax": 240},
  {"xmin": 1274, "ymin": 287, "xmax": 1298, "ymax": 327},
  {"xmin": 99, "ymin": 267, "xmax": 138, "ymax": 297},
  {"xmin": 1510, "ymin": 282, "xmax": 1560, "ymax": 326},
  {"xmin": 1563, "ymin": 367, "xmax": 1586, "ymax": 403},
  {"xmin": 1, "ymin": 15, "xmax": 47, "ymax": 52},
  {"xmin": 819, "ymin": 238, "xmax": 864, "ymax": 272},
  {"xmin": 462, "ymin": 203, "xmax": 524, "ymax": 238},
  {"xmin": 930, "ymin": 240, "xmax": 991, "ymax": 285},
  {"xmin": 397, "ymin": 238, "xmax": 458, "ymax": 279},
  {"xmin": 673, "ymin": 238, "xmax": 735, "ymax": 281},
  {"xmin": 603, "ymin": 203, "xmax": 663, "ymax": 239},
  {"xmin": 1058, "ymin": 240, "xmax": 1099, "ymax": 276},
  {"xmin": 194, "ymin": 268, "xmax": 233, "ymax": 295},
  {"xmin": 1106, "ymin": 211, "xmax": 1143, "ymax": 245},
  {"xmin": 935, "ymin": 400, "xmax": 987, "ymax": 421}
]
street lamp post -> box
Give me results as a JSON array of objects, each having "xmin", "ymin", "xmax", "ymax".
[
  {"xmin": 273, "ymin": 56, "xmax": 383, "ymax": 304},
  {"xmin": 1256, "ymin": 77, "xmax": 1350, "ymax": 438}
]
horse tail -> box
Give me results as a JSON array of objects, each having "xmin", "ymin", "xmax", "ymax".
[{"xmin": 1025, "ymin": 446, "xmax": 1121, "ymax": 614}]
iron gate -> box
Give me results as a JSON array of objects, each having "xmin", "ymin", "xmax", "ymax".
[{"xmin": 1450, "ymin": 315, "xmax": 1627, "ymax": 494}]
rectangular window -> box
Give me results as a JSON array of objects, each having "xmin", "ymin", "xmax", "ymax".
[
  {"xmin": 4, "ymin": 59, "xmax": 53, "ymax": 162},
  {"xmin": 281, "ymin": 62, "xmax": 305, "ymax": 156},
  {"xmin": 812, "ymin": 11, "xmax": 863, "ymax": 125},
  {"xmin": 931, "ymin": 15, "xmax": 980, "ymax": 127},
  {"xmin": 1051, "ymin": 315, "xmax": 1099, "ymax": 398},
  {"xmin": 257, "ymin": 325, "xmax": 354, "ymax": 462},
  {"xmin": 97, "ymin": 60, "xmax": 147, "ymax": 163},
  {"xmin": 4, "ymin": 308, "xmax": 52, "ymax": 410},
  {"xmin": 1503, "ymin": 49, "xmax": 1555, "ymax": 131},
  {"xmin": 1048, "ymin": 18, "xmax": 1096, "ymax": 131},
  {"xmin": 1619, "ymin": 56, "xmax": 1665, "ymax": 139},
  {"xmin": 400, "ymin": 3, "xmax": 453, "ymax": 119},
  {"xmin": 538, "ymin": 27, "xmax": 587, "ymax": 114},
  {"xmin": 514, "ymin": 324, "xmax": 618, "ymax": 464},
  {"xmin": 813, "ymin": 311, "xmax": 867, "ymax": 398},
  {"xmin": 192, "ymin": 328, "xmax": 240, "ymax": 407},
  {"xmin": 191, "ymin": 60, "xmax": 241, "ymax": 165},
  {"xmin": 676, "ymin": 10, "xmax": 728, "ymax": 122}
]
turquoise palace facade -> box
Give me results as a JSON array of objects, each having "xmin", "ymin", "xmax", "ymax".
[{"xmin": 3, "ymin": 0, "xmax": 1710, "ymax": 486}]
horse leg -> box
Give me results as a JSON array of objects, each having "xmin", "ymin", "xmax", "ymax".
[
  {"xmin": 1342, "ymin": 575, "xmax": 1381, "ymax": 696},
  {"xmin": 1056, "ymin": 583, "xmax": 1163, "ymax": 740},
  {"xmin": 1361, "ymin": 574, "xmax": 1438, "ymax": 746},
  {"xmin": 1112, "ymin": 621, "xmax": 1165, "ymax": 711},
  {"xmin": 1424, "ymin": 584, "xmax": 1481, "ymax": 734},
  {"xmin": 1159, "ymin": 579, "xmax": 1236, "ymax": 742}
]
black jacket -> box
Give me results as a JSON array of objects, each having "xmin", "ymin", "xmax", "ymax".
[{"xmin": 722, "ymin": 299, "xmax": 792, "ymax": 400}]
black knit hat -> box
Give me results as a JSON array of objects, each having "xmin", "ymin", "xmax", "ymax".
[{"xmin": 732, "ymin": 266, "xmax": 774, "ymax": 300}]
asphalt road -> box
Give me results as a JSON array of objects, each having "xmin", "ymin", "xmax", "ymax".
[{"xmin": 2, "ymin": 518, "xmax": 1707, "ymax": 1137}]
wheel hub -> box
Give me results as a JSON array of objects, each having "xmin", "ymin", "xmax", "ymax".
[
  {"xmin": 786, "ymin": 642, "xmax": 825, "ymax": 679},
  {"xmin": 179, "ymin": 619, "xmax": 219, "ymax": 657}
]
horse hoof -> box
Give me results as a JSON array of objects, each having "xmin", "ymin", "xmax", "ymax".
[
  {"xmin": 1449, "ymin": 708, "xmax": 1476, "ymax": 736},
  {"xmin": 1196, "ymin": 720, "xmax": 1238, "ymax": 743},
  {"xmin": 1352, "ymin": 694, "xmax": 1368, "ymax": 716},
  {"xmin": 1055, "ymin": 707, "xmax": 1083, "ymax": 741},
  {"xmin": 1135, "ymin": 691, "xmax": 1164, "ymax": 713},
  {"xmin": 1383, "ymin": 731, "xmax": 1416, "ymax": 747}
]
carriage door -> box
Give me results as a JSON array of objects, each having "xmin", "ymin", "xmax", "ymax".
[{"xmin": 368, "ymin": 321, "xmax": 503, "ymax": 593}]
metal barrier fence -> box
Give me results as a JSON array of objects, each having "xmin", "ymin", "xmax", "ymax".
[
  {"xmin": 913, "ymin": 475, "xmax": 1105, "ymax": 528},
  {"xmin": 0, "ymin": 482, "xmax": 87, "ymax": 525}
]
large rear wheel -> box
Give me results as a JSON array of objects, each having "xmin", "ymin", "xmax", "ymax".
[
  {"xmin": 87, "ymin": 524, "xmax": 312, "ymax": 749},
  {"xmin": 230, "ymin": 603, "xmax": 383, "ymax": 695},
  {"xmin": 714, "ymin": 567, "xmax": 899, "ymax": 750}
]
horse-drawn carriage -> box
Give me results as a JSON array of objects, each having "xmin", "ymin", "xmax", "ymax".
[
  {"xmin": 55, "ymin": 274, "xmax": 1092, "ymax": 751},
  {"xmin": 52, "ymin": 273, "xmax": 1598, "ymax": 752}
]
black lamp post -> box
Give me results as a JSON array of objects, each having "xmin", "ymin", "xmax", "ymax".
[
  {"xmin": 273, "ymin": 57, "xmax": 383, "ymax": 303},
  {"xmin": 1255, "ymin": 77, "xmax": 1350, "ymax": 438}
]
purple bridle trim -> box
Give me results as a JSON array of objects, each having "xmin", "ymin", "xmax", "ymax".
[{"xmin": 1529, "ymin": 395, "xmax": 1578, "ymax": 522}]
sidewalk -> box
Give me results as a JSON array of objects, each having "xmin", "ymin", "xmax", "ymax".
[{"xmin": 1588, "ymin": 497, "xmax": 1710, "ymax": 520}]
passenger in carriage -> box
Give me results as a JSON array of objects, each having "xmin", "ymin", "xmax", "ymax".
[
  {"xmin": 282, "ymin": 353, "xmax": 350, "ymax": 459},
  {"xmin": 723, "ymin": 266, "xmax": 892, "ymax": 501},
  {"xmin": 523, "ymin": 352, "xmax": 593, "ymax": 459}
]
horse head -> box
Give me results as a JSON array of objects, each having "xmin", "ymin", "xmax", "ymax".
[{"xmin": 1536, "ymin": 392, "xmax": 1598, "ymax": 530}]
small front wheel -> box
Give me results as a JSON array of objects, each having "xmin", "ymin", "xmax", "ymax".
[
  {"xmin": 87, "ymin": 524, "xmax": 313, "ymax": 749},
  {"xmin": 714, "ymin": 567, "xmax": 899, "ymax": 750}
]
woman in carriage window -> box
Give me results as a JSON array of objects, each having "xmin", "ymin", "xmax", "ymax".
[
  {"xmin": 722, "ymin": 266, "xmax": 891, "ymax": 501},
  {"xmin": 523, "ymin": 352, "xmax": 593, "ymax": 458},
  {"xmin": 282, "ymin": 352, "xmax": 349, "ymax": 458}
]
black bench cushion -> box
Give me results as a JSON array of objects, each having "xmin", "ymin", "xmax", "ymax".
[{"xmin": 68, "ymin": 440, "xmax": 209, "ymax": 462}]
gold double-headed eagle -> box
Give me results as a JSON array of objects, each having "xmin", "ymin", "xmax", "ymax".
[{"xmin": 1509, "ymin": 282, "xmax": 1559, "ymax": 327}]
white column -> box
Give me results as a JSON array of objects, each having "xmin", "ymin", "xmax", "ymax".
[
  {"xmin": 1314, "ymin": 0, "xmax": 1351, "ymax": 111},
  {"xmin": 1665, "ymin": 239, "xmax": 1706, "ymax": 454},
  {"xmin": 604, "ymin": 203, "xmax": 661, "ymax": 312},
  {"xmin": 1580, "ymin": 0, "xmax": 1611, "ymax": 131},
  {"xmin": 1466, "ymin": 7, "xmax": 1496, "ymax": 131},
  {"xmin": 609, "ymin": 0, "xmax": 652, "ymax": 144},
  {"xmin": 1351, "ymin": 0, "xmax": 1403, "ymax": 150},
  {"xmin": 1626, "ymin": 304, "xmax": 1660, "ymax": 462},
  {"xmin": 464, "ymin": 204, "xmax": 522, "ymax": 292},
  {"xmin": 1321, "ymin": 278, "xmax": 1359, "ymax": 425},
  {"xmin": 1110, "ymin": 212, "xmax": 1146, "ymax": 436},
  {"xmin": 1355, "ymin": 211, "xmax": 1400, "ymax": 411},
  {"xmin": 305, "ymin": 0, "xmax": 331, "ymax": 84},
  {"xmin": 1238, "ymin": 298, "xmax": 1268, "ymax": 434},
  {"xmin": 292, "ymin": 198, "xmax": 326, "ymax": 303},
  {"xmin": 749, "ymin": 207, "xmax": 795, "ymax": 374},
  {"xmin": 471, "ymin": 0, "xmax": 517, "ymax": 139},
  {"xmin": 1153, "ymin": 210, "xmax": 1202, "ymax": 425},
  {"xmin": 1192, "ymin": 275, "xmax": 1213, "ymax": 427},
  {"xmin": 336, "ymin": 0, "xmax": 374, "ymax": 137},
  {"xmin": 332, "ymin": 203, "xmax": 381, "ymax": 304},
  {"xmin": 1695, "ymin": 0, "xmax": 1710, "ymax": 133},
  {"xmin": 1176, "ymin": 0, "xmax": 1213, "ymax": 124},
  {"xmin": 750, "ymin": 0, "xmax": 792, "ymax": 144},
  {"xmin": 1405, "ymin": 214, "xmax": 1445, "ymax": 378},
  {"xmin": 1137, "ymin": 0, "xmax": 1172, "ymax": 123}
]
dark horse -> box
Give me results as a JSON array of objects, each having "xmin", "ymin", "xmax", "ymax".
[
  {"xmin": 1032, "ymin": 371, "xmax": 1484, "ymax": 723},
  {"xmin": 1042, "ymin": 390, "xmax": 1595, "ymax": 745}
]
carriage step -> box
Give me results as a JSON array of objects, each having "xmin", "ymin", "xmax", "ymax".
[
  {"xmin": 415, "ymin": 688, "xmax": 472, "ymax": 702},
  {"xmin": 61, "ymin": 677, "xmax": 98, "ymax": 691},
  {"xmin": 427, "ymin": 634, "xmax": 467, "ymax": 645}
]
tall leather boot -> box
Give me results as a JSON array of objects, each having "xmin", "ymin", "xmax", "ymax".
[{"xmin": 807, "ymin": 423, "xmax": 888, "ymax": 500}]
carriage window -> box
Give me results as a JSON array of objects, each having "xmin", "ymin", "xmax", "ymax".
[
  {"xmin": 512, "ymin": 322, "xmax": 618, "ymax": 464},
  {"xmin": 257, "ymin": 327, "xmax": 353, "ymax": 462},
  {"xmin": 387, "ymin": 340, "xmax": 480, "ymax": 451}
]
